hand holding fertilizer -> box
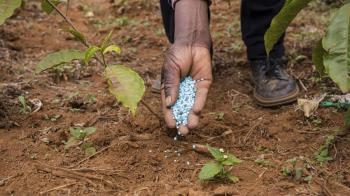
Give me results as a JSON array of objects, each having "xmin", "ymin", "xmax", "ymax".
[{"xmin": 171, "ymin": 76, "xmax": 196, "ymax": 130}]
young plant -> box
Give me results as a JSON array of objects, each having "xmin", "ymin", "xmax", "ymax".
[
  {"xmin": 18, "ymin": 95, "xmax": 31, "ymax": 114},
  {"xmin": 198, "ymin": 145, "xmax": 241, "ymax": 183},
  {"xmin": 64, "ymin": 127, "xmax": 96, "ymax": 156},
  {"xmin": 34, "ymin": 0, "xmax": 149, "ymax": 117},
  {"xmin": 281, "ymin": 157, "xmax": 313, "ymax": 183},
  {"xmin": 314, "ymin": 135, "xmax": 334, "ymax": 163},
  {"xmin": 255, "ymin": 155, "xmax": 273, "ymax": 167}
]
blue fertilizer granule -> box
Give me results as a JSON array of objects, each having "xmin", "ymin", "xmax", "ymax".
[{"xmin": 171, "ymin": 76, "xmax": 196, "ymax": 129}]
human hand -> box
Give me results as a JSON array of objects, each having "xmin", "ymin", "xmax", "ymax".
[
  {"xmin": 161, "ymin": 0, "xmax": 212, "ymax": 136},
  {"xmin": 161, "ymin": 44, "xmax": 212, "ymax": 135}
]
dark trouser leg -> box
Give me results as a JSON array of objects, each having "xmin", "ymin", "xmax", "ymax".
[
  {"xmin": 160, "ymin": 0, "xmax": 175, "ymax": 43},
  {"xmin": 241, "ymin": 0, "xmax": 286, "ymax": 61}
]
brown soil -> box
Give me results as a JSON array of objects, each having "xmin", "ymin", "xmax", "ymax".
[{"xmin": 1, "ymin": 0, "xmax": 350, "ymax": 195}]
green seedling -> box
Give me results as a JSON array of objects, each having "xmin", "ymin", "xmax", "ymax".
[
  {"xmin": 81, "ymin": 142, "xmax": 96, "ymax": 156},
  {"xmin": 199, "ymin": 145, "xmax": 241, "ymax": 183},
  {"xmin": 282, "ymin": 166, "xmax": 292, "ymax": 176},
  {"xmin": 18, "ymin": 95, "xmax": 32, "ymax": 114},
  {"xmin": 30, "ymin": 153, "xmax": 38, "ymax": 160},
  {"xmin": 315, "ymin": 135, "xmax": 334, "ymax": 163},
  {"xmin": 44, "ymin": 114, "xmax": 62, "ymax": 122},
  {"xmin": 32, "ymin": 0, "xmax": 149, "ymax": 117},
  {"xmin": 311, "ymin": 117, "xmax": 323, "ymax": 126},
  {"xmin": 85, "ymin": 94, "xmax": 97, "ymax": 104},
  {"xmin": 255, "ymin": 155, "xmax": 273, "ymax": 167},
  {"xmin": 209, "ymin": 112, "xmax": 225, "ymax": 121},
  {"xmin": 281, "ymin": 157, "xmax": 312, "ymax": 183},
  {"xmin": 64, "ymin": 127, "xmax": 96, "ymax": 156}
]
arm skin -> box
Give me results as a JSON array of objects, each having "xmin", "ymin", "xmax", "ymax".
[{"xmin": 161, "ymin": 0, "xmax": 213, "ymax": 135}]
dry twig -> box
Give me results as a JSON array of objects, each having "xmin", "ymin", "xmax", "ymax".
[
  {"xmin": 243, "ymin": 122, "xmax": 260, "ymax": 144},
  {"xmin": 69, "ymin": 143, "xmax": 118, "ymax": 169},
  {"xmin": 35, "ymin": 163, "xmax": 115, "ymax": 188},
  {"xmin": 39, "ymin": 182, "xmax": 76, "ymax": 195},
  {"xmin": 0, "ymin": 173, "xmax": 23, "ymax": 186}
]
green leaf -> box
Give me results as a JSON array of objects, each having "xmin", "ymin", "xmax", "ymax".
[
  {"xmin": 294, "ymin": 167, "xmax": 303, "ymax": 180},
  {"xmin": 101, "ymin": 30, "xmax": 113, "ymax": 50},
  {"xmin": 103, "ymin": 44, "xmax": 121, "ymax": 55},
  {"xmin": 325, "ymin": 135, "xmax": 335, "ymax": 146},
  {"xmin": 315, "ymin": 135, "xmax": 335, "ymax": 163},
  {"xmin": 41, "ymin": 0, "xmax": 61, "ymax": 14},
  {"xmin": 225, "ymin": 173, "xmax": 239, "ymax": 183},
  {"xmin": 35, "ymin": 49, "xmax": 85, "ymax": 74},
  {"xmin": 198, "ymin": 162, "xmax": 223, "ymax": 181},
  {"xmin": 18, "ymin": 95, "xmax": 26, "ymax": 107},
  {"xmin": 64, "ymin": 137, "xmax": 78, "ymax": 149},
  {"xmin": 84, "ymin": 147, "xmax": 96, "ymax": 156},
  {"xmin": 282, "ymin": 166, "xmax": 292, "ymax": 176},
  {"xmin": 85, "ymin": 46, "xmax": 101, "ymax": 65},
  {"xmin": 41, "ymin": 0, "xmax": 62, "ymax": 14},
  {"xmin": 65, "ymin": 28, "xmax": 87, "ymax": 45},
  {"xmin": 82, "ymin": 142, "xmax": 96, "ymax": 156},
  {"xmin": 18, "ymin": 95, "xmax": 31, "ymax": 114},
  {"xmin": 323, "ymin": 3, "xmax": 350, "ymax": 92},
  {"xmin": 315, "ymin": 150, "xmax": 333, "ymax": 163},
  {"xmin": 304, "ymin": 175, "xmax": 312, "ymax": 183},
  {"xmin": 207, "ymin": 145, "xmax": 224, "ymax": 161},
  {"xmin": 105, "ymin": 65, "xmax": 145, "ymax": 115},
  {"xmin": 70, "ymin": 127, "xmax": 83, "ymax": 139},
  {"xmin": 222, "ymin": 154, "xmax": 242, "ymax": 166},
  {"xmin": 84, "ymin": 127, "xmax": 96, "ymax": 136},
  {"xmin": 264, "ymin": 0, "xmax": 312, "ymax": 55},
  {"xmin": 0, "ymin": 0, "xmax": 22, "ymax": 25},
  {"xmin": 312, "ymin": 39, "xmax": 326, "ymax": 74}
]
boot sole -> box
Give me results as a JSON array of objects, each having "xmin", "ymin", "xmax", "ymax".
[{"xmin": 253, "ymin": 85, "xmax": 300, "ymax": 107}]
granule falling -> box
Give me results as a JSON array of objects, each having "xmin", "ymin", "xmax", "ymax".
[{"xmin": 171, "ymin": 76, "xmax": 196, "ymax": 129}]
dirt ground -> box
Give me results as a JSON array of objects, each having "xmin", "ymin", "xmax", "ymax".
[{"xmin": 1, "ymin": 0, "xmax": 350, "ymax": 195}]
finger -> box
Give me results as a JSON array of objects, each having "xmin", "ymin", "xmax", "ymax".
[
  {"xmin": 187, "ymin": 110, "xmax": 199, "ymax": 129},
  {"xmin": 161, "ymin": 55, "xmax": 181, "ymax": 108},
  {"xmin": 190, "ymin": 46, "xmax": 212, "ymax": 114},
  {"xmin": 161, "ymin": 87, "xmax": 176, "ymax": 128},
  {"xmin": 178, "ymin": 125, "xmax": 189, "ymax": 136},
  {"xmin": 192, "ymin": 80, "xmax": 211, "ymax": 114}
]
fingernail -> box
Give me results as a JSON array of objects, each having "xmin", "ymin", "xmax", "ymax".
[{"xmin": 165, "ymin": 96, "xmax": 172, "ymax": 107}]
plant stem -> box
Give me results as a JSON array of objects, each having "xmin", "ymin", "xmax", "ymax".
[
  {"xmin": 101, "ymin": 52, "xmax": 107, "ymax": 67},
  {"xmin": 66, "ymin": 0, "xmax": 70, "ymax": 16},
  {"xmin": 45, "ymin": 0, "xmax": 103, "ymax": 65},
  {"xmin": 46, "ymin": 0, "xmax": 86, "ymax": 47}
]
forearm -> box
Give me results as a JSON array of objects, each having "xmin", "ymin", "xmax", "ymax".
[
  {"xmin": 172, "ymin": 0, "xmax": 212, "ymax": 49},
  {"xmin": 170, "ymin": 0, "xmax": 211, "ymax": 8}
]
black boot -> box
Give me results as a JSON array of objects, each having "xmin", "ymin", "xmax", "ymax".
[{"xmin": 251, "ymin": 58, "xmax": 299, "ymax": 107}]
